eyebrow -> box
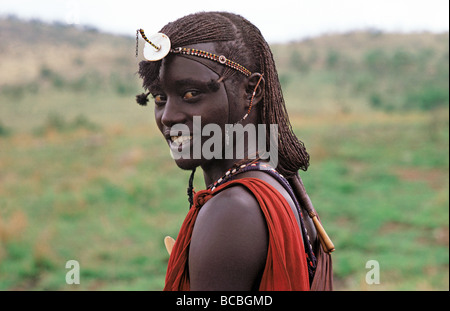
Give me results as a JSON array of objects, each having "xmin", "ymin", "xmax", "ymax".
[
  {"xmin": 148, "ymin": 82, "xmax": 162, "ymax": 94},
  {"xmin": 149, "ymin": 78, "xmax": 220, "ymax": 94},
  {"xmin": 175, "ymin": 78, "xmax": 220, "ymax": 93}
]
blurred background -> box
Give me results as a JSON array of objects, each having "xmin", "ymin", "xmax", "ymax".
[{"xmin": 0, "ymin": 0, "xmax": 448, "ymax": 290}]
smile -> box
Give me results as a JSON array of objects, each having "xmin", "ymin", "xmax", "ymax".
[
  {"xmin": 170, "ymin": 135, "xmax": 193, "ymax": 146},
  {"xmin": 164, "ymin": 117, "xmax": 278, "ymax": 168}
]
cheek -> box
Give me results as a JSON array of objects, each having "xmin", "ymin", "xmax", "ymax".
[
  {"xmin": 200, "ymin": 89, "xmax": 229, "ymax": 126},
  {"xmin": 154, "ymin": 107, "xmax": 164, "ymax": 131}
]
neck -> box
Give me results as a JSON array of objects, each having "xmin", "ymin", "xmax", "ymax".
[
  {"xmin": 201, "ymin": 113, "xmax": 262, "ymax": 188},
  {"xmin": 201, "ymin": 158, "xmax": 238, "ymax": 188}
]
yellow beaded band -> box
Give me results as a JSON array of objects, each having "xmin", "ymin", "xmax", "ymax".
[
  {"xmin": 171, "ymin": 47, "xmax": 252, "ymax": 77},
  {"xmin": 139, "ymin": 29, "xmax": 161, "ymax": 51}
]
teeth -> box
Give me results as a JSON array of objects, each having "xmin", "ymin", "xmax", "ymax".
[{"xmin": 171, "ymin": 136, "xmax": 192, "ymax": 145}]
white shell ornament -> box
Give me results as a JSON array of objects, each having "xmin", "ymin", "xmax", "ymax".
[{"xmin": 143, "ymin": 33, "xmax": 171, "ymax": 61}]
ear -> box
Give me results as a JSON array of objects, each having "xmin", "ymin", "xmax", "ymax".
[{"xmin": 245, "ymin": 73, "xmax": 265, "ymax": 108}]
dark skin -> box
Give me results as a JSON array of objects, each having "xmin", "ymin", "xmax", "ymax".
[{"xmin": 151, "ymin": 42, "xmax": 316, "ymax": 290}]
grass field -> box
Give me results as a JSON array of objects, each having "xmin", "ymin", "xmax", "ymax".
[
  {"xmin": 0, "ymin": 18, "xmax": 448, "ymax": 290},
  {"xmin": 1, "ymin": 94, "xmax": 447, "ymax": 290}
]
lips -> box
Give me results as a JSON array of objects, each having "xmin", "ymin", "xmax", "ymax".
[
  {"xmin": 170, "ymin": 135, "xmax": 193, "ymax": 146},
  {"xmin": 164, "ymin": 128, "xmax": 193, "ymax": 153}
]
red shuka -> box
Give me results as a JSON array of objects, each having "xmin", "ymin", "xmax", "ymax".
[{"xmin": 163, "ymin": 178, "xmax": 310, "ymax": 291}]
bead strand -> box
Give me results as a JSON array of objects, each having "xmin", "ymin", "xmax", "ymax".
[{"xmin": 172, "ymin": 47, "xmax": 252, "ymax": 77}]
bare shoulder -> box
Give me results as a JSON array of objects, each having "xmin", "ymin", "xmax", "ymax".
[
  {"xmin": 189, "ymin": 185, "xmax": 268, "ymax": 291},
  {"xmin": 199, "ymin": 185, "xmax": 264, "ymax": 224}
]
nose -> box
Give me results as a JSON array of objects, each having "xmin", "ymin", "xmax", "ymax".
[{"xmin": 160, "ymin": 98, "xmax": 187, "ymax": 128}]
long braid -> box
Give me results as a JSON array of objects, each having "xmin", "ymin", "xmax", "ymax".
[
  {"xmin": 187, "ymin": 167, "xmax": 196, "ymax": 208},
  {"xmin": 212, "ymin": 12, "xmax": 310, "ymax": 176}
]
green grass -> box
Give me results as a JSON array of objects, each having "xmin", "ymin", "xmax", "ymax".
[
  {"xmin": 0, "ymin": 117, "xmax": 188, "ymax": 290},
  {"xmin": 294, "ymin": 114, "xmax": 449, "ymax": 290},
  {"xmin": 1, "ymin": 94, "xmax": 448, "ymax": 290}
]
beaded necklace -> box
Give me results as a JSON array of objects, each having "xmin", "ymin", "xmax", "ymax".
[
  {"xmin": 207, "ymin": 160, "xmax": 317, "ymax": 282},
  {"xmin": 208, "ymin": 159, "xmax": 261, "ymax": 191}
]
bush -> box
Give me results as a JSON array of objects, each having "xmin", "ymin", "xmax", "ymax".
[
  {"xmin": 109, "ymin": 73, "xmax": 140, "ymax": 96},
  {"xmin": 71, "ymin": 114, "xmax": 99, "ymax": 131},
  {"xmin": 0, "ymin": 120, "xmax": 12, "ymax": 137},
  {"xmin": 40, "ymin": 65, "xmax": 66, "ymax": 90},
  {"xmin": 364, "ymin": 49, "xmax": 388, "ymax": 74},
  {"xmin": 406, "ymin": 86, "xmax": 449, "ymax": 111},
  {"xmin": 391, "ymin": 49, "xmax": 414, "ymax": 71},
  {"xmin": 369, "ymin": 93, "xmax": 383, "ymax": 109},
  {"xmin": 326, "ymin": 50, "xmax": 340, "ymax": 69},
  {"xmin": 34, "ymin": 113, "xmax": 99, "ymax": 135},
  {"xmin": 289, "ymin": 50, "xmax": 310, "ymax": 72}
]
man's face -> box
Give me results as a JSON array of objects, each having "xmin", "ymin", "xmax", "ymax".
[{"xmin": 149, "ymin": 43, "xmax": 233, "ymax": 170}]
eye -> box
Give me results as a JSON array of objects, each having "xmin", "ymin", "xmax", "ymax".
[
  {"xmin": 152, "ymin": 94, "xmax": 167, "ymax": 106},
  {"xmin": 183, "ymin": 90, "xmax": 200, "ymax": 101}
]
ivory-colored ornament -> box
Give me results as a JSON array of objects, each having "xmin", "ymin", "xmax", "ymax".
[
  {"xmin": 143, "ymin": 33, "xmax": 171, "ymax": 61},
  {"xmin": 164, "ymin": 236, "xmax": 176, "ymax": 255}
]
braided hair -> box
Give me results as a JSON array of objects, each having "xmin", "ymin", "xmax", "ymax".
[{"xmin": 138, "ymin": 11, "xmax": 310, "ymax": 177}]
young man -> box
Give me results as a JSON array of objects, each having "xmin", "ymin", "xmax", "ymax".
[{"xmin": 136, "ymin": 12, "xmax": 333, "ymax": 291}]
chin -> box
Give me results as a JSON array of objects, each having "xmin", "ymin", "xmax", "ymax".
[
  {"xmin": 173, "ymin": 158, "xmax": 202, "ymax": 171},
  {"xmin": 168, "ymin": 139, "xmax": 207, "ymax": 171}
]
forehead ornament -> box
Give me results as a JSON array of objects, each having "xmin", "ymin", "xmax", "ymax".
[
  {"xmin": 138, "ymin": 30, "xmax": 172, "ymax": 61},
  {"xmin": 137, "ymin": 29, "xmax": 251, "ymax": 77}
]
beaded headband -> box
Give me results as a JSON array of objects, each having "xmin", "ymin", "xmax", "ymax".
[{"xmin": 136, "ymin": 29, "xmax": 252, "ymax": 77}]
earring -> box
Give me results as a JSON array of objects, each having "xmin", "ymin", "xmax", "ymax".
[
  {"xmin": 226, "ymin": 74, "xmax": 263, "ymax": 147},
  {"xmin": 242, "ymin": 74, "xmax": 264, "ymax": 121}
]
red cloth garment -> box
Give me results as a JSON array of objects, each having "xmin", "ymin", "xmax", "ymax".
[{"xmin": 163, "ymin": 177, "xmax": 310, "ymax": 291}]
